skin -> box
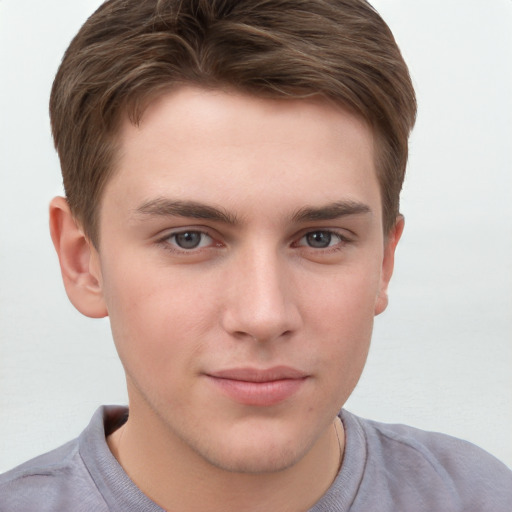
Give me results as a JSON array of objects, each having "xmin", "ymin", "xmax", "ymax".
[{"xmin": 50, "ymin": 86, "xmax": 403, "ymax": 512}]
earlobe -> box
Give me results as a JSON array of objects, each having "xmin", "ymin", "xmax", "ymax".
[
  {"xmin": 49, "ymin": 197, "xmax": 108, "ymax": 318},
  {"xmin": 374, "ymin": 215, "xmax": 405, "ymax": 316}
]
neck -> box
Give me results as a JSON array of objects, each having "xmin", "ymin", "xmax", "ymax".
[{"xmin": 107, "ymin": 403, "xmax": 344, "ymax": 512}]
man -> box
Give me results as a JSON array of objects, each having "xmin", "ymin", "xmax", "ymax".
[{"xmin": 1, "ymin": 1, "xmax": 511, "ymax": 510}]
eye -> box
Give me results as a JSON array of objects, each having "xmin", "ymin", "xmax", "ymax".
[
  {"xmin": 297, "ymin": 230, "xmax": 345, "ymax": 249},
  {"xmin": 168, "ymin": 230, "xmax": 213, "ymax": 250}
]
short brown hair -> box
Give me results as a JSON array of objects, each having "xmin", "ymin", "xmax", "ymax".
[{"xmin": 50, "ymin": 0, "xmax": 416, "ymax": 244}]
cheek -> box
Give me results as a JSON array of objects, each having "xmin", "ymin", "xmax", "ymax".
[
  {"xmin": 304, "ymin": 260, "xmax": 381, "ymax": 329},
  {"xmin": 105, "ymin": 286, "xmax": 208, "ymax": 410},
  {"xmin": 301, "ymin": 265, "xmax": 379, "ymax": 390},
  {"xmin": 101, "ymin": 262, "xmax": 211, "ymax": 372}
]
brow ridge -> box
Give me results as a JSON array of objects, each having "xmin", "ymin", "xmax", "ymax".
[
  {"xmin": 291, "ymin": 201, "xmax": 372, "ymax": 222},
  {"xmin": 135, "ymin": 198, "xmax": 238, "ymax": 224},
  {"xmin": 135, "ymin": 198, "xmax": 370, "ymax": 225}
]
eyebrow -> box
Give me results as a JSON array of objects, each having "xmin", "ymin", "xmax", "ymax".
[
  {"xmin": 134, "ymin": 198, "xmax": 238, "ymax": 225},
  {"xmin": 134, "ymin": 198, "xmax": 371, "ymax": 225},
  {"xmin": 291, "ymin": 201, "xmax": 372, "ymax": 222}
]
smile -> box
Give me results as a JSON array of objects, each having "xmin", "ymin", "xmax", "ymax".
[{"xmin": 205, "ymin": 366, "xmax": 309, "ymax": 406}]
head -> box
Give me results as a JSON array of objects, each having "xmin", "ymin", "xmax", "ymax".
[
  {"xmin": 50, "ymin": 0, "xmax": 416, "ymax": 246},
  {"xmin": 49, "ymin": 0, "xmax": 416, "ymax": 480}
]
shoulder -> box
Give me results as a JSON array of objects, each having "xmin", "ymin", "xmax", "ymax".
[
  {"xmin": 0, "ymin": 436, "xmax": 107, "ymax": 511},
  {"xmin": 341, "ymin": 410, "xmax": 512, "ymax": 512}
]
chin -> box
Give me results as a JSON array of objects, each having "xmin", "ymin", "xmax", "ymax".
[
  {"xmin": 182, "ymin": 421, "xmax": 307, "ymax": 474},
  {"xmin": 200, "ymin": 442, "xmax": 302, "ymax": 475}
]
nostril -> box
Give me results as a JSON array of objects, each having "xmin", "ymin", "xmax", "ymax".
[
  {"xmin": 233, "ymin": 331, "xmax": 257, "ymax": 341},
  {"xmin": 232, "ymin": 329, "xmax": 293, "ymax": 343}
]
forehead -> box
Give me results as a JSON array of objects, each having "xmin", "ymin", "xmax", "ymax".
[{"xmin": 103, "ymin": 86, "xmax": 380, "ymax": 225}]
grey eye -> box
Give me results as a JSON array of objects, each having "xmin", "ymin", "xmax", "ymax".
[
  {"xmin": 174, "ymin": 231, "xmax": 204, "ymax": 249},
  {"xmin": 306, "ymin": 231, "xmax": 333, "ymax": 248}
]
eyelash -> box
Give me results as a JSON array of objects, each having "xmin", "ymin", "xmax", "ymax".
[
  {"xmin": 156, "ymin": 228, "xmax": 352, "ymax": 254},
  {"xmin": 294, "ymin": 230, "xmax": 351, "ymax": 252},
  {"xmin": 157, "ymin": 229, "xmax": 218, "ymax": 253}
]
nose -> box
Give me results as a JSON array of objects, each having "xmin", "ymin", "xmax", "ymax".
[{"xmin": 220, "ymin": 246, "xmax": 302, "ymax": 343}]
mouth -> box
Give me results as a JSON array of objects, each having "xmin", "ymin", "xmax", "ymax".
[{"xmin": 205, "ymin": 366, "xmax": 309, "ymax": 406}]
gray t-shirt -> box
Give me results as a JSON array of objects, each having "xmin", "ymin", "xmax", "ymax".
[{"xmin": 1, "ymin": 406, "xmax": 511, "ymax": 511}]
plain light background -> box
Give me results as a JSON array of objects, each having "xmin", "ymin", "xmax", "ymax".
[{"xmin": 1, "ymin": 0, "xmax": 511, "ymax": 472}]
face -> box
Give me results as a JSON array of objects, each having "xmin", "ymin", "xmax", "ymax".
[{"xmin": 89, "ymin": 86, "xmax": 399, "ymax": 473}]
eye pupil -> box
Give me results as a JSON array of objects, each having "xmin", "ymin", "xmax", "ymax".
[
  {"xmin": 306, "ymin": 231, "xmax": 331, "ymax": 248},
  {"xmin": 175, "ymin": 231, "xmax": 202, "ymax": 249}
]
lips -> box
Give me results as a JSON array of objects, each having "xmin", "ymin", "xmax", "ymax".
[{"xmin": 205, "ymin": 366, "xmax": 308, "ymax": 406}]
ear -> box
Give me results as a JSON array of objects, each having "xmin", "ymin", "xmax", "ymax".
[
  {"xmin": 374, "ymin": 215, "xmax": 405, "ymax": 316},
  {"xmin": 49, "ymin": 196, "xmax": 108, "ymax": 318}
]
